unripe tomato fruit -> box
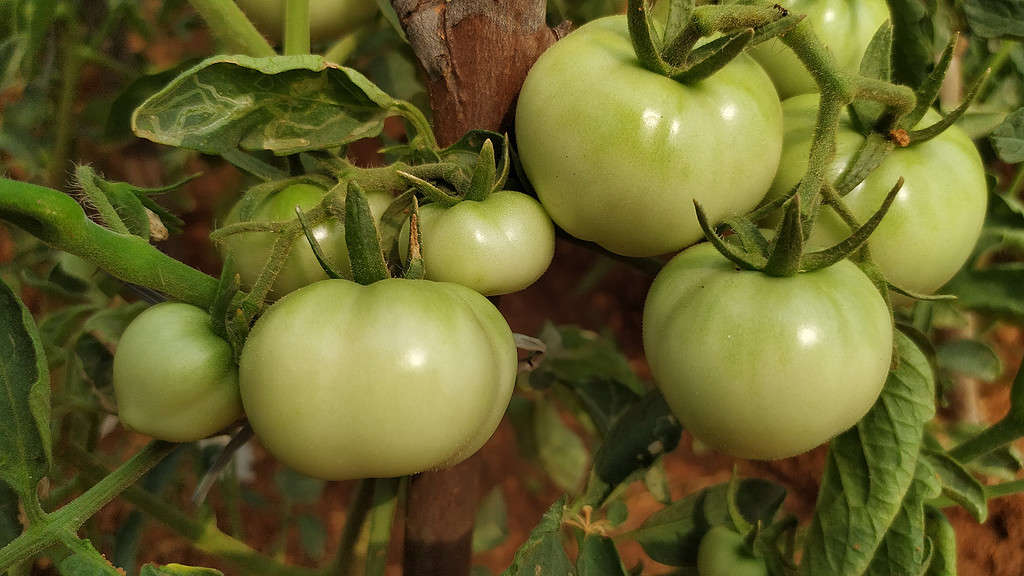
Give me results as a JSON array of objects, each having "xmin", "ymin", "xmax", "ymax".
[
  {"xmin": 697, "ymin": 526, "xmax": 769, "ymax": 576},
  {"xmin": 398, "ymin": 191, "xmax": 556, "ymax": 296},
  {"xmin": 515, "ymin": 15, "xmax": 783, "ymax": 257},
  {"xmin": 642, "ymin": 242, "xmax": 893, "ymax": 459},
  {"xmin": 238, "ymin": 278, "xmax": 517, "ymax": 480},
  {"xmin": 113, "ymin": 303, "xmax": 243, "ymax": 443},
  {"xmin": 768, "ymin": 94, "xmax": 988, "ymax": 295},
  {"xmin": 748, "ymin": 0, "xmax": 890, "ymax": 98},
  {"xmin": 235, "ymin": 0, "xmax": 377, "ymax": 45},
  {"xmin": 219, "ymin": 183, "xmax": 391, "ymax": 298}
]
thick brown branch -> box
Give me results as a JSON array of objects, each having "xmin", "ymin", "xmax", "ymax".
[{"xmin": 392, "ymin": 0, "xmax": 561, "ymax": 146}]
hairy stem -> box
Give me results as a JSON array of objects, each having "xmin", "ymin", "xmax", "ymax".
[
  {"xmin": 0, "ymin": 179, "xmax": 220, "ymax": 307},
  {"xmin": 187, "ymin": 0, "xmax": 277, "ymax": 57}
]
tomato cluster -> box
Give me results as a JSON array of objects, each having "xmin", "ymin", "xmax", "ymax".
[{"xmin": 113, "ymin": 0, "xmax": 989, "ymax": 475}]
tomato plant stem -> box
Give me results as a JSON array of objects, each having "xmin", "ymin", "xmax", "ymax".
[
  {"xmin": 188, "ymin": 0, "xmax": 277, "ymax": 57},
  {"xmin": 62, "ymin": 443, "xmax": 321, "ymax": 576},
  {"xmin": 48, "ymin": 20, "xmax": 82, "ymax": 190},
  {"xmin": 985, "ymin": 479, "xmax": 1024, "ymax": 500},
  {"xmin": 284, "ymin": 0, "xmax": 311, "ymax": 55},
  {"xmin": 332, "ymin": 480, "xmax": 374, "ymax": 575},
  {"xmin": 0, "ymin": 442, "xmax": 175, "ymax": 572},
  {"xmin": 0, "ymin": 178, "xmax": 220, "ymax": 307}
]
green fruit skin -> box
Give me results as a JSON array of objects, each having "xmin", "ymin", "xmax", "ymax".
[
  {"xmin": 642, "ymin": 242, "xmax": 893, "ymax": 460},
  {"xmin": 238, "ymin": 278, "xmax": 517, "ymax": 480},
  {"xmin": 697, "ymin": 526, "xmax": 770, "ymax": 576},
  {"xmin": 398, "ymin": 191, "xmax": 556, "ymax": 296},
  {"xmin": 220, "ymin": 183, "xmax": 391, "ymax": 298},
  {"xmin": 113, "ymin": 303, "xmax": 242, "ymax": 443},
  {"xmin": 515, "ymin": 15, "xmax": 783, "ymax": 257},
  {"xmin": 235, "ymin": 0, "xmax": 377, "ymax": 44},
  {"xmin": 769, "ymin": 94, "xmax": 988, "ymax": 295},
  {"xmin": 748, "ymin": 0, "xmax": 891, "ymax": 98}
]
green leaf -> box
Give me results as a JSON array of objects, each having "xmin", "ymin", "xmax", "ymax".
[
  {"xmin": 274, "ymin": 467, "xmax": 325, "ymax": 505},
  {"xmin": 58, "ymin": 537, "xmax": 125, "ymax": 575},
  {"xmin": 921, "ymin": 449, "xmax": 987, "ymax": 523},
  {"xmin": 924, "ymin": 507, "xmax": 956, "ymax": 576},
  {"xmin": 528, "ymin": 323, "xmax": 644, "ymax": 399},
  {"xmin": 991, "ymin": 108, "xmax": 1024, "ymax": 163},
  {"xmin": 644, "ymin": 458, "xmax": 672, "ymax": 505},
  {"xmin": 502, "ymin": 497, "xmax": 574, "ymax": 576},
  {"xmin": 534, "ymin": 400, "xmax": 589, "ymax": 493},
  {"xmin": 946, "ymin": 263, "xmax": 1024, "ymax": 319},
  {"xmin": 297, "ymin": 514, "xmax": 327, "ymax": 560},
  {"xmin": 132, "ymin": 55, "xmax": 402, "ymax": 156},
  {"xmin": 345, "ymin": 182, "xmax": 390, "ymax": 285},
  {"xmin": 587, "ymin": 391, "xmax": 681, "ymax": 504},
  {"xmin": 935, "ymin": 339, "xmax": 1002, "ymax": 382},
  {"xmin": 473, "ymin": 487, "xmax": 509, "ymax": 554},
  {"xmin": 106, "ymin": 60, "xmax": 203, "ymax": 140},
  {"xmin": 140, "ymin": 563, "xmax": 224, "ymax": 576},
  {"xmin": 633, "ymin": 479, "xmax": 785, "ymax": 567},
  {"xmin": 864, "ymin": 459, "xmax": 942, "ymax": 576},
  {"xmin": 886, "ymin": 0, "xmax": 934, "ymax": 89},
  {"xmin": 0, "ymin": 481, "xmax": 19, "ymax": 548},
  {"xmin": 0, "ymin": 277, "xmax": 51, "ymax": 499},
  {"xmin": 963, "ymin": 0, "xmax": 1024, "ymax": 39},
  {"xmin": 577, "ymin": 534, "xmax": 627, "ymax": 576},
  {"xmin": 799, "ymin": 332, "xmax": 935, "ymax": 576}
]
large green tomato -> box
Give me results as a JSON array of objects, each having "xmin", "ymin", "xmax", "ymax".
[
  {"xmin": 748, "ymin": 0, "xmax": 890, "ymax": 98},
  {"xmin": 397, "ymin": 191, "xmax": 555, "ymax": 296},
  {"xmin": 235, "ymin": 0, "xmax": 377, "ymax": 44},
  {"xmin": 220, "ymin": 183, "xmax": 391, "ymax": 298},
  {"xmin": 113, "ymin": 303, "xmax": 243, "ymax": 443},
  {"xmin": 238, "ymin": 278, "xmax": 516, "ymax": 480},
  {"xmin": 515, "ymin": 16, "xmax": 783, "ymax": 257},
  {"xmin": 642, "ymin": 242, "xmax": 892, "ymax": 459},
  {"xmin": 768, "ymin": 94, "xmax": 988, "ymax": 295},
  {"xmin": 697, "ymin": 526, "xmax": 769, "ymax": 576}
]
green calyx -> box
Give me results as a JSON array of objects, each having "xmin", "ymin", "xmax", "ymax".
[
  {"xmin": 695, "ymin": 176, "xmax": 903, "ymax": 278},
  {"xmin": 398, "ymin": 136, "xmax": 511, "ymax": 206},
  {"xmin": 627, "ymin": 0, "xmax": 795, "ymax": 83}
]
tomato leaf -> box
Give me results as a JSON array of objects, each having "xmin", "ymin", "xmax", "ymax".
[
  {"xmin": 921, "ymin": 449, "xmax": 987, "ymax": 523},
  {"xmin": 962, "ymin": 0, "xmax": 1024, "ymax": 39},
  {"xmin": 472, "ymin": 487, "xmax": 509, "ymax": 554},
  {"xmin": 935, "ymin": 339, "xmax": 1002, "ymax": 382},
  {"xmin": 586, "ymin": 391, "xmax": 681, "ymax": 504},
  {"xmin": 534, "ymin": 400, "xmax": 589, "ymax": 493},
  {"xmin": 799, "ymin": 331, "xmax": 935, "ymax": 576},
  {"xmin": 0, "ymin": 277, "xmax": 52, "ymax": 500},
  {"xmin": 886, "ymin": 0, "xmax": 934, "ymax": 90},
  {"xmin": 140, "ymin": 563, "xmax": 224, "ymax": 576},
  {"xmin": 57, "ymin": 537, "xmax": 125, "ymax": 575},
  {"xmin": 576, "ymin": 534, "xmax": 628, "ymax": 576},
  {"xmin": 945, "ymin": 264, "xmax": 1024, "ymax": 319},
  {"xmin": 0, "ymin": 481, "xmax": 19, "ymax": 549},
  {"xmin": 132, "ymin": 55, "xmax": 402, "ymax": 156},
  {"xmin": 632, "ymin": 479, "xmax": 785, "ymax": 567},
  {"xmin": 864, "ymin": 459, "xmax": 942, "ymax": 576},
  {"xmin": 991, "ymin": 108, "xmax": 1024, "ymax": 163},
  {"xmin": 297, "ymin": 514, "xmax": 327, "ymax": 560},
  {"xmin": 644, "ymin": 458, "xmax": 672, "ymax": 505},
  {"xmin": 501, "ymin": 497, "xmax": 574, "ymax": 576},
  {"xmin": 924, "ymin": 506, "xmax": 957, "ymax": 576}
]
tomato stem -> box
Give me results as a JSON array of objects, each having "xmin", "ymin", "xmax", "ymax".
[
  {"xmin": 187, "ymin": 0, "xmax": 276, "ymax": 57},
  {"xmin": 283, "ymin": 0, "xmax": 312, "ymax": 55}
]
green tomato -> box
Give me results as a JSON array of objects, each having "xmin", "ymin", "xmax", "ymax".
[
  {"xmin": 397, "ymin": 191, "xmax": 555, "ymax": 296},
  {"xmin": 515, "ymin": 15, "xmax": 783, "ymax": 257},
  {"xmin": 768, "ymin": 94, "xmax": 988, "ymax": 295},
  {"xmin": 238, "ymin": 278, "xmax": 517, "ymax": 480},
  {"xmin": 642, "ymin": 242, "xmax": 892, "ymax": 459},
  {"xmin": 697, "ymin": 526, "xmax": 769, "ymax": 576},
  {"xmin": 235, "ymin": 0, "xmax": 377, "ymax": 44},
  {"xmin": 219, "ymin": 183, "xmax": 391, "ymax": 298},
  {"xmin": 748, "ymin": 0, "xmax": 890, "ymax": 98},
  {"xmin": 113, "ymin": 303, "xmax": 242, "ymax": 443}
]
